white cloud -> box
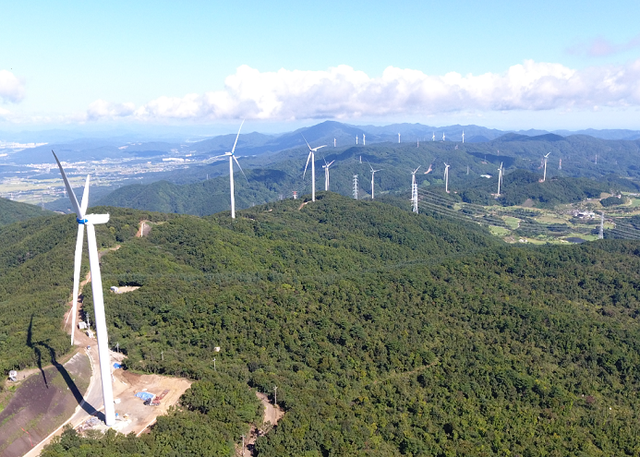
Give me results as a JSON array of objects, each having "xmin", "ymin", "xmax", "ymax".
[
  {"xmin": 86, "ymin": 99, "xmax": 135, "ymax": 120},
  {"xmin": 0, "ymin": 70, "xmax": 25, "ymax": 103},
  {"xmin": 86, "ymin": 60, "xmax": 640, "ymax": 122}
]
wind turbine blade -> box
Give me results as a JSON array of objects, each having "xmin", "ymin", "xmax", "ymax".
[
  {"xmin": 230, "ymin": 120, "xmax": 245, "ymax": 155},
  {"xmin": 80, "ymin": 175, "xmax": 90, "ymax": 214},
  {"xmin": 303, "ymin": 152, "xmax": 312, "ymax": 179},
  {"xmin": 233, "ymin": 155, "xmax": 248, "ymax": 182},
  {"xmin": 327, "ymin": 160, "xmax": 335, "ymax": 167},
  {"xmin": 301, "ymin": 134, "xmax": 312, "ymax": 151},
  {"xmin": 52, "ymin": 151, "xmax": 83, "ymax": 218},
  {"xmin": 70, "ymin": 223, "xmax": 84, "ymax": 346}
]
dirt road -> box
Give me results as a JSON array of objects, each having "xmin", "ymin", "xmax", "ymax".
[{"xmin": 239, "ymin": 392, "xmax": 285, "ymax": 456}]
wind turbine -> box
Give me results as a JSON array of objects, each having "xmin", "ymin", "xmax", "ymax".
[
  {"xmin": 302, "ymin": 136, "xmax": 326, "ymax": 202},
  {"xmin": 369, "ymin": 163, "xmax": 381, "ymax": 199},
  {"xmin": 52, "ymin": 151, "xmax": 116, "ymax": 427},
  {"xmin": 220, "ymin": 121, "xmax": 246, "ymax": 219},
  {"xmin": 497, "ymin": 162, "xmax": 504, "ymax": 196},
  {"xmin": 432, "ymin": 132, "xmax": 435, "ymax": 141},
  {"xmin": 462, "ymin": 131, "xmax": 465, "ymax": 143},
  {"xmin": 363, "ymin": 134, "xmax": 366, "ymax": 146},
  {"xmin": 442, "ymin": 132, "xmax": 446, "ymax": 142},
  {"xmin": 542, "ymin": 152, "xmax": 551, "ymax": 182},
  {"xmin": 322, "ymin": 159, "xmax": 335, "ymax": 191},
  {"xmin": 411, "ymin": 166, "xmax": 420, "ymax": 213},
  {"xmin": 444, "ymin": 162, "xmax": 450, "ymax": 193}
]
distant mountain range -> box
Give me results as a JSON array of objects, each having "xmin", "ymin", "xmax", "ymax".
[{"xmin": 3, "ymin": 121, "xmax": 640, "ymax": 166}]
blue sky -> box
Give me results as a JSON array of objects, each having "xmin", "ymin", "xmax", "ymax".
[{"xmin": 1, "ymin": 0, "xmax": 639, "ymax": 133}]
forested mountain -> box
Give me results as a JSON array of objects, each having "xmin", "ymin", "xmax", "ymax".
[
  {"xmin": 0, "ymin": 194, "xmax": 632, "ymax": 456},
  {"xmin": 0, "ymin": 198, "xmax": 52, "ymax": 226},
  {"xmin": 458, "ymin": 170, "xmax": 640, "ymax": 207}
]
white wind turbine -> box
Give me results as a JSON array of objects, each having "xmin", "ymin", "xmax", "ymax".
[
  {"xmin": 53, "ymin": 151, "xmax": 116, "ymax": 427},
  {"xmin": 302, "ymin": 136, "xmax": 326, "ymax": 202},
  {"xmin": 322, "ymin": 159, "xmax": 335, "ymax": 191},
  {"xmin": 497, "ymin": 162, "xmax": 504, "ymax": 196},
  {"xmin": 462, "ymin": 131, "xmax": 465, "ymax": 143},
  {"xmin": 444, "ymin": 162, "xmax": 450, "ymax": 193},
  {"xmin": 542, "ymin": 152, "xmax": 551, "ymax": 182},
  {"xmin": 398, "ymin": 133, "xmax": 401, "ymax": 143},
  {"xmin": 219, "ymin": 121, "xmax": 247, "ymax": 219},
  {"xmin": 369, "ymin": 163, "xmax": 381, "ymax": 199},
  {"xmin": 411, "ymin": 166, "xmax": 420, "ymax": 213},
  {"xmin": 432, "ymin": 132, "xmax": 435, "ymax": 141},
  {"xmin": 442, "ymin": 132, "xmax": 446, "ymax": 141}
]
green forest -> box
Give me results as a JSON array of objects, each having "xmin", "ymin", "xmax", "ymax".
[
  {"xmin": 0, "ymin": 197, "xmax": 51, "ymax": 226},
  {"xmin": 2, "ymin": 194, "xmax": 640, "ymax": 455}
]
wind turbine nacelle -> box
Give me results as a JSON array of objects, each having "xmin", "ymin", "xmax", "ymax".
[{"xmin": 85, "ymin": 214, "xmax": 110, "ymax": 225}]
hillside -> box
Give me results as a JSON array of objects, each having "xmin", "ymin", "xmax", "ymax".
[
  {"xmin": 458, "ymin": 169, "xmax": 634, "ymax": 207},
  {"xmin": 0, "ymin": 198, "xmax": 51, "ymax": 226},
  {"xmin": 0, "ymin": 208, "xmax": 174, "ymax": 376},
  {"xmin": 5, "ymin": 194, "xmax": 634, "ymax": 456}
]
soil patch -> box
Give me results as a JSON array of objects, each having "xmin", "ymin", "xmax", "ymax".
[{"xmin": 0, "ymin": 353, "xmax": 90, "ymax": 457}]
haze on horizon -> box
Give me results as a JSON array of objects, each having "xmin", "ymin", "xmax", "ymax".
[{"xmin": 1, "ymin": 0, "xmax": 640, "ymax": 134}]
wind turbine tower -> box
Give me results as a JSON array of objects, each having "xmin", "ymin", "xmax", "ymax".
[
  {"xmin": 302, "ymin": 136, "xmax": 327, "ymax": 202},
  {"xmin": 333, "ymin": 138, "xmax": 336, "ymax": 147},
  {"xmin": 462, "ymin": 131, "xmax": 465, "ymax": 143},
  {"xmin": 542, "ymin": 152, "xmax": 551, "ymax": 182},
  {"xmin": 444, "ymin": 162, "xmax": 450, "ymax": 193},
  {"xmin": 369, "ymin": 164, "xmax": 381, "ymax": 200},
  {"xmin": 353, "ymin": 175, "xmax": 359, "ymax": 200},
  {"xmin": 322, "ymin": 159, "xmax": 335, "ymax": 191},
  {"xmin": 356, "ymin": 135, "xmax": 358, "ymax": 145},
  {"xmin": 411, "ymin": 166, "xmax": 420, "ymax": 213},
  {"xmin": 53, "ymin": 151, "xmax": 116, "ymax": 427},
  {"xmin": 363, "ymin": 134, "xmax": 366, "ymax": 146},
  {"xmin": 558, "ymin": 158, "xmax": 562, "ymax": 170},
  {"xmin": 442, "ymin": 132, "xmax": 446, "ymax": 142},
  {"xmin": 432, "ymin": 132, "xmax": 435, "ymax": 141},
  {"xmin": 398, "ymin": 133, "xmax": 401, "ymax": 143},
  {"xmin": 599, "ymin": 212, "xmax": 604, "ymax": 239},
  {"xmin": 497, "ymin": 162, "xmax": 504, "ymax": 197}
]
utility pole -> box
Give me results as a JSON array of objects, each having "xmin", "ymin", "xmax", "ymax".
[{"xmin": 274, "ymin": 385, "xmax": 278, "ymax": 405}]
